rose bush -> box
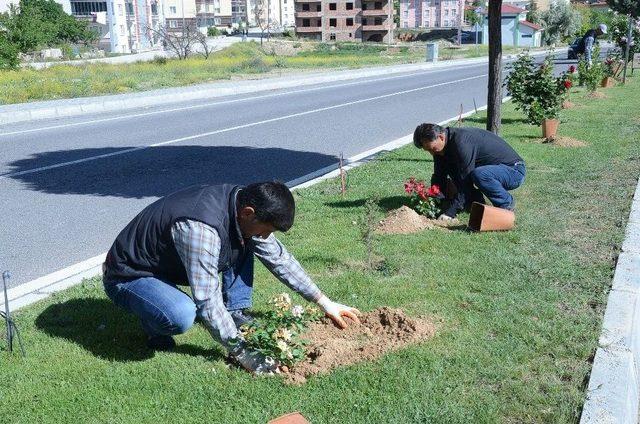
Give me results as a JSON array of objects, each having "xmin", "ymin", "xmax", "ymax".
[
  {"xmin": 236, "ymin": 293, "xmax": 322, "ymax": 368},
  {"xmin": 404, "ymin": 177, "xmax": 443, "ymax": 218}
]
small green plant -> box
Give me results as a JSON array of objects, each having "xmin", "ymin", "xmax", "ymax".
[
  {"xmin": 237, "ymin": 293, "xmax": 321, "ymax": 367},
  {"xmin": 207, "ymin": 26, "xmax": 221, "ymax": 37},
  {"xmin": 361, "ymin": 197, "xmax": 379, "ymax": 269},
  {"xmin": 152, "ymin": 55, "xmax": 168, "ymax": 65}
]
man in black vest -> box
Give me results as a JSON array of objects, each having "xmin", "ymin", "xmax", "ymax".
[
  {"xmin": 413, "ymin": 124, "xmax": 526, "ymax": 219},
  {"xmin": 103, "ymin": 181, "xmax": 360, "ymax": 374}
]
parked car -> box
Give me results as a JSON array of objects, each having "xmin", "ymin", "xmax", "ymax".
[{"xmin": 448, "ymin": 32, "xmax": 477, "ymax": 44}]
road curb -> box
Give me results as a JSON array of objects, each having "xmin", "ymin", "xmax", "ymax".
[
  {"xmin": 580, "ymin": 178, "xmax": 640, "ymax": 423},
  {"xmin": 0, "ymin": 49, "xmax": 558, "ymax": 126}
]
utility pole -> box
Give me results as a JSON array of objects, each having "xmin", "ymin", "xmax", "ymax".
[{"xmin": 456, "ymin": 0, "xmax": 462, "ymax": 46}]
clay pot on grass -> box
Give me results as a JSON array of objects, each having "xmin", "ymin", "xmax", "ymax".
[
  {"xmin": 468, "ymin": 202, "xmax": 515, "ymax": 232},
  {"xmin": 542, "ymin": 119, "xmax": 559, "ymax": 140},
  {"xmin": 268, "ymin": 412, "xmax": 310, "ymax": 424},
  {"xmin": 601, "ymin": 77, "xmax": 615, "ymax": 88}
]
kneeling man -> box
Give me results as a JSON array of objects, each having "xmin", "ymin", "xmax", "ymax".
[
  {"xmin": 103, "ymin": 181, "xmax": 360, "ymax": 373},
  {"xmin": 413, "ymin": 124, "xmax": 526, "ymax": 220}
]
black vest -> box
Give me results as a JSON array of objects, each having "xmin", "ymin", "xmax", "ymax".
[
  {"xmin": 104, "ymin": 184, "xmax": 249, "ymax": 285},
  {"xmin": 576, "ymin": 29, "xmax": 597, "ymax": 54}
]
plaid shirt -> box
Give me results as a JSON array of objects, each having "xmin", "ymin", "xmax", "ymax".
[{"xmin": 171, "ymin": 219, "xmax": 322, "ymax": 348}]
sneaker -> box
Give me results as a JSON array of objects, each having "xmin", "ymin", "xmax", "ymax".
[
  {"xmin": 146, "ymin": 335, "xmax": 176, "ymax": 351},
  {"xmin": 229, "ymin": 309, "xmax": 254, "ymax": 327}
]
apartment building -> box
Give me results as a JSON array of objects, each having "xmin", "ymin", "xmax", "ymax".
[
  {"xmin": 295, "ymin": 0, "xmax": 392, "ymax": 42},
  {"xmin": 247, "ymin": 0, "xmax": 294, "ymax": 28},
  {"xmin": 400, "ymin": 0, "xmax": 462, "ymax": 29}
]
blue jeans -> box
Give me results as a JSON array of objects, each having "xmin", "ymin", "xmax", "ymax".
[
  {"xmin": 103, "ymin": 256, "xmax": 255, "ymax": 337},
  {"xmin": 470, "ymin": 162, "xmax": 526, "ymax": 209}
]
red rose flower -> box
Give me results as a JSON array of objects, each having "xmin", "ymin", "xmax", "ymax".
[
  {"xmin": 569, "ymin": 65, "xmax": 576, "ymax": 73},
  {"xmin": 426, "ymin": 184, "xmax": 441, "ymax": 197},
  {"xmin": 564, "ymin": 80, "xmax": 572, "ymax": 89}
]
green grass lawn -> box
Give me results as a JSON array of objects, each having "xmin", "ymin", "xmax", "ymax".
[
  {"xmin": 2, "ymin": 77, "xmax": 639, "ymax": 423},
  {"xmin": 0, "ymin": 41, "xmax": 535, "ymax": 105}
]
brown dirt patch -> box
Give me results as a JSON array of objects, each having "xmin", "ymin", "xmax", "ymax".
[
  {"xmin": 587, "ymin": 91, "xmax": 607, "ymax": 99},
  {"xmin": 544, "ymin": 136, "xmax": 588, "ymax": 148},
  {"xmin": 562, "ymin": 100, "xmax": 576, "ymax": 109},
  {"xmin": 284, "ymin": 307, "xmax": 436, "ymax": 384},
  {"xmin": 375, "ymin": 206, "xmax": 461, "ymax": 234}
]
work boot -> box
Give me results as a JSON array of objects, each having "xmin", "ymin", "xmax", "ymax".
[
  {"xmin": 146, "ymin": 335, "xmax": 176, "ymax": 351},
  {"xmin": 229, "ymin": 309, "xmax": 254, "ymax": 328}
]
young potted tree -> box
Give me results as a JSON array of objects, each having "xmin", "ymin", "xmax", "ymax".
[
  {"xmin": 506, "ymin": 55, "xmax": 571, "ymax": 140},
  {"xmin": 602, "ymin": 54, "xmax": 624, "ymax": 87}
]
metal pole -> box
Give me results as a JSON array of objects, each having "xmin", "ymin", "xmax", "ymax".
[
  {"xmin": 2, "ymin": 271, "xmax": 13, "ymax": 352},
  {"xmin": 456, "ymin": 0, "xmax": 462, "ymax": 46},
  {"xmin": 623, "ymin": 15, "xmax": 634, "ymax": 84}
]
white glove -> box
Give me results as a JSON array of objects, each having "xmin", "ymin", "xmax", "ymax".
[
  {"xmin": 317, "ymin": 295, "xmax": 361, "ymax": 329},
  {"xmin": 437, "ymin": 214, "xmax": 454, "ymax": 221},
  {"xmin": 230, "ymin": 343, "xmax": 278, "ymax": 375}
]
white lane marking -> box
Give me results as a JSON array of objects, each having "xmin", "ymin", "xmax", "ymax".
[
  {"xmin": 0, "ymin": 73, "xmax": 487, "ymax": 180},
  {"xmin": 0, "ymin": 63, "xmax": 487, "ymax": 137}
]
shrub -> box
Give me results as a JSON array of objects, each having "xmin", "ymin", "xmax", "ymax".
[
  {"xmin": 404, "ymin": 178, "xmax": 442, "ymax": 219},
  {"xmin": 0, "ymin": 36, "xmax": 20, "ymax": 70},
  {"xmin": 152, "ymin": 55, "xmax": 168, "ymax": 65},
  {"xmin": 207, "ymin": 26, "xmax": 221, "ymax": 37},
  {"xmin": 235, "ymin": 293, "xmax": 321, "ymax": 368}
]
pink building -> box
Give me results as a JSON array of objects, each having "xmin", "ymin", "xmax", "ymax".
[{"xmin": 400, "ymin": 0, "xmax": 463, "ymax": 29}]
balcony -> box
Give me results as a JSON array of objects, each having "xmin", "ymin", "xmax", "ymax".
[
  {"xmin": 362, "ymin": 24, "xmax": 388, "ymax": 30},
  {"xmin": 295, "ymin": 11, "xmax": 322, "ymax": 18},
  {"xmin": 296, "ymin": 26, "xmax": 322, "ymax": 32},
  {"xmin": 295, "ymin": 0, "xmax": 321, "ymax": 3},
  {"xmin": 362, "ymin": 8, "xmax": 389, "ymax": 16}
]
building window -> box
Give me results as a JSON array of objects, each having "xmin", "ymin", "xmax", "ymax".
[
  {"xmin": 329, "ymin": 18, "xmax": 336, "ymax": 26},
  {"xmin": 330, "ymin": 33, "xmax": 336, "ymax": 40},
  {"xmin": 346, "ymin": 2, "xmax": 353, "ymax": 9},
  {"xmin": 302, "ymin": 3, "xmax": 309, "ymax": 10},
  {"xmin": 346, "ymin": 17, "xmax": 353, "ymax": 26},
  {"xmin": 169, "ymin": 5, "xmax": 176, "ymax": 13},
  {"xmin": 302, "ymin": 18, "xmax": 310, "ymax": 26},
  {"xmin": 521, "ymin": 34, "xmax": 532, "ymax": 38},
  {"xmin": 374, "ymin": 17, "xmax": 382, "ymax": 25},
  {"xmin": 374, "ymin": 2, "xmax": 381, "ymax": 9},
  {"xmin": 362, "ymin": 3, "xmax": 367, "ymax": 10},
  {"xmin": 125, "ymin": 2, "xmax": 133, "ymax": 13},
  {"xmin": 403, "ymin": 22, "xmax": 408, "ymax": 28},
  {"xmin": 117, "ymin": 3, "xmax": 123, "ymax": 15},
  {"xmin": 329, "ymin": 3, "xmax": 336, "ymax": 10},
  {"xmin": 316, "ymin": 4, "xmax": 321, "ymax": 11},
  {"xmin": 151, "ymin": 3, "xmax": 157, "ymax": 14},
  {"xmin": 119, "ymin": 24, "xmax": 125, "ymax": 34}
]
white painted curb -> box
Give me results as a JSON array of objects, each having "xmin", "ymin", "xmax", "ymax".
[
  {"xmin": 581, "ymin": 179, "xmax": 640, "ymax": 423},
  {"xmin": 0, "ymin": 49, "xmax": 559, "ymax": 126},
  {"xmin": 0, "ymin": 103, "xmax": 496, "ymax": 313}
]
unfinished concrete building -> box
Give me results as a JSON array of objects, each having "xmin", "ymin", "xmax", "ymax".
[{"xmin": 294, "ymin": 0, "xmax": 392, "ymax": 42}]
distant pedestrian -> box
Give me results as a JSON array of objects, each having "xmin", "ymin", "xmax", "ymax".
[
  {"xmin": 413, "ymin": 124, "xmax": 526, "ymax": 220},
  {"xmin": 576, "ymin": 23, "xmax": 608, "ymax": 66}
]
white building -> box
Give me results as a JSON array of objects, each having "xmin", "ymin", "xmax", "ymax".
[{"xmin": 481, "ymin": 3, "xmax": 543, "ymax": 47}]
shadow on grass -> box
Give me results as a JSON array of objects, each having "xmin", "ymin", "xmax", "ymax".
[
  {"xmin": 464, "ymin": 116, "xmax": 528, "ymax": 125},
  {"xmin": 35, "ymin": 298, "xmax": 223, "ymax": 362},
  {"xmin": 324, "ymin": 195, "xmax": 407, "ymax": 211}
]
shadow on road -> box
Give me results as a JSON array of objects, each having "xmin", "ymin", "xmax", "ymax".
[
  {"xmin": 35, "ymin": 297, "xmax": 225, "ymax": 362},
  {"xmin": 6, "ymin": 145, "xmax": 338, "ymax": 198}
]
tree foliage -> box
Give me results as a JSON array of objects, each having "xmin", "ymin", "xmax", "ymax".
[
  {"xmin": 540, "ymin": 2, "xmax": 582, "ymax": 45},
  {"xmin": 606, "ymin": 0, "xmax": 640, "ymax": 18}
]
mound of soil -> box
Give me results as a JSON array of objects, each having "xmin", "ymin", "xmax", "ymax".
[
  {"xmin": 588, "ymin": 91, "xmax": 607, "ymax": 99},
  {"xmin": 544, "ymin": 136, "xmax": 588, "ymax": 147},
  {"xmin": 285, "ymin": 308, "xmax": 435, "ymax": 384},
  {"xmin": 562, "ymin": 100, "xmax": 576, "ymax": 109},
  {"xmin": 375, "ymin": 206, "xmax": 459, "ymax": 234}
]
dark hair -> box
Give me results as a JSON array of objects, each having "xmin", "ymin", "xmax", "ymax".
[
  {"xmin": 413, "ymin": 123, "xmax": 445, "ymax": 148},
  {"xmin": 237, "ymin": 181, "xmax": 295, "ymax": 232}
]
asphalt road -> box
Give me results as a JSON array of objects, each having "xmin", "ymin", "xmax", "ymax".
[{"xmin": 0, "ymin": 52, "xmax": 572, "ymax": 288}]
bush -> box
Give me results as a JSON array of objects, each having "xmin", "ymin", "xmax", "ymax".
[
  {"xmin": 505, "ymin": 54, "xmax": 571, "ymax": 125},
  {"xmin": 0, "ymin": 35, "xmax": 20, "ymax": 70},
  {"xmin": 152, "ymin": 55, "xmax": 168, "ymax": 65},
  {"xmin": 207, "ymin": 26, "xmax": 221, "ymax": 37}
]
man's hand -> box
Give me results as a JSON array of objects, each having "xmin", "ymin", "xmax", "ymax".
[
  {"xmin": 230, "ymin": 344, "xmax": 278, "ymax": 375},
  {"xmin": 437, "ymin": 214, "xmax": 454, "ymax": 221},
  {"xmin": 317, "ymin": 295, "xmax": 361, "ymax": 329}
]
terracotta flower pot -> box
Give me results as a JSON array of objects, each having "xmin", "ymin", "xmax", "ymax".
[
  {"xmin": 601, "ymin": 77, "xmax": 615, "ymax": 88},
  {"xmin": 268, "ymin": 412, "xmax": 310, "ymax": 424},
  {"xmin": 468, "ymin": 202, "xmax": 515, "ymax": 232},
  {"xmin": 541, "ymin": 118, "xmax": 559, "ymax": 140}
]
